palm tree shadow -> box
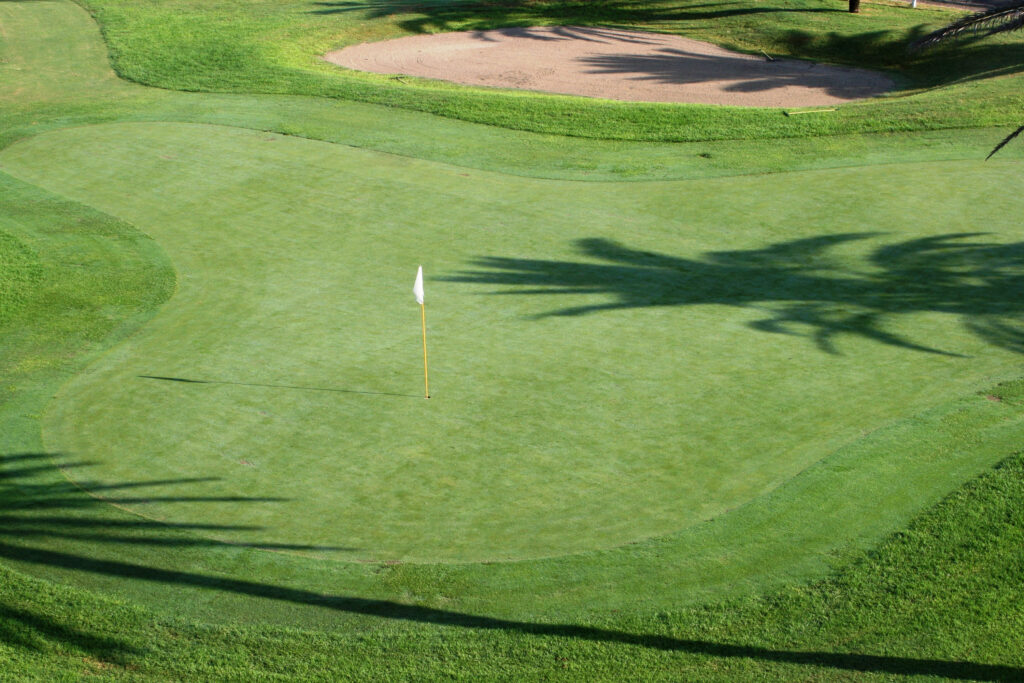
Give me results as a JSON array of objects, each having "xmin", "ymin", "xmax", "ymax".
[
  {"xmin": 0, "ymin": 454, "xmax": 357, "ymax": 550},
  {"xmin": 579, "ymin": 48, "xmax": 893, "ymax": 99},
  {"xmin": 443, "ymin": 233, "xmax": 1024, "ymax": 356},
  {"xmin": 0, "ymin": 603, "xmax": 141, "ymax": 665},
  {"xmin": 311, "ymin": 0, "xmax": 1024, "ymax": 99},
  {"xmin": 0, "ymin": 453, "xmax": 1021, "ymax": 679}
]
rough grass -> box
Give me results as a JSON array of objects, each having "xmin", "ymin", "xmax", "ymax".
[
  {"xmin": 77, "ymin": 0, "xmax": 1024, "ymax": 140},
  {"xmin": 0, "ymin": 230, "xmax": 42, "ymax": 326}
]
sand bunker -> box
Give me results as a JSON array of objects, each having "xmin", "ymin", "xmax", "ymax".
[{"xmin": 324, "ymin": 26, "xmax": 895, "ymax": 108}]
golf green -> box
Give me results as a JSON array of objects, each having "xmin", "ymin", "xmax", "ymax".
[{"xmin": 2, "ymin": 122, "xmax": 1023, "ymax": 563}]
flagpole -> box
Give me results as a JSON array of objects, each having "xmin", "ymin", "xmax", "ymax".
[
  {"xmin": 420, "ymin": 303, "xmax": 430, "ymax": 399},
  {"xmin": 413, "ymin": 265, "xmax": 429, "ymax": 399}
]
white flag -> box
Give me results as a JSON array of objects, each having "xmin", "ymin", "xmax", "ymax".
[{"xmin": 413, "ymin": 266, "xmax": 424, "ymax": 304}]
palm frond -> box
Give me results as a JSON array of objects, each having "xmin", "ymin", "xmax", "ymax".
[
  {"xmin": 986, "ymin": 124, "xmax": 1024, "ymax": 159},
  {"xmin": 910, "ymin": 2, "xmax": 1024, "ymax": 51}
]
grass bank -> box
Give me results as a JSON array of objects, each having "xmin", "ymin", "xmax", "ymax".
[
  {"xmin": 3, "ymin": 447, "xmax": 1023, "ymax": 678},
  {"xmin": 78, "ymin": 0, "xmax": 1024, "ymax": 140}
]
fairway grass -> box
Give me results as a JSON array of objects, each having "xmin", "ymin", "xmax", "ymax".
[{"xmin": 3, "ymin": 0, "xmax": 1024, "ymax": 678}]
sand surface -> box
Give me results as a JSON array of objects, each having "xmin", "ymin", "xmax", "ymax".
[{"xmin": 324, "ymin": 26, "xmax": 895, "ymax": 107}]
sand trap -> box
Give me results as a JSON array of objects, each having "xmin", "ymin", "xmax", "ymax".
[{"xmin": 324, "ymin": 26, "xmax": 895, "ymax": 108}]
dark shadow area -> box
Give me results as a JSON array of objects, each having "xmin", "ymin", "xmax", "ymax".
[
  {"xmin": 310, "ymin": 0, "xmax": 839, "ymax": 30},
  {"xmin": 1, "ymin": 452, "xmax": 1021, "ymax": 679},
  {"xmin": 781, "ymin": 26, "xmax": 1024, "ymax": 86},
  {"xmin": 0, "ymin": 453, "xmax": 350, "ymax": 666},
  {"xmin": 138, "ymin": 375, "xmax": 419, "ymax": 398},
  {"xmin": 0, "ymin": 461, "xmax": 94, "ymax": 480},
  {"xmin": 443, "ymin": 233, "xmax": 1024, "ymax": 356},
  {"xmin": 0, "ymin": 604, "xmax": 140, "ymax": 665},
  {"xmin": 466, "ymin": 25, "xmax": 670, "ymax": 45},
  {"xmin": 0, "ymin": 454, "xmax": 353, "ymax": 551},
  {"xmin": 579, "ymin": 47, "xmax": 892, "ymax": 98}
]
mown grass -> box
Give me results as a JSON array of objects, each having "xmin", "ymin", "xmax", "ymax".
[
  {"xmin": 78, "ymin": 0, "xmax": 1024, "ymax": 140},
  {"xmin": 3, "ymin": 0, "xmax": 1024, "ymax": 678},
  {"xmin": 5, "ymin": 120, "xmax": 1024, "ymax": 633},
  {"xmin": 6, "ymin": 120, "xmax": 1024, "ymax": 568}
]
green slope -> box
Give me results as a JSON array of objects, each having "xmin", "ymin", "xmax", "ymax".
[
  {"xmin": 76, "ymin": 0, "xmax": 1024, "ymax": 140},
  {"xmin": 3, "ymin": 448, "xmax": 1023, "ymax": 679}
]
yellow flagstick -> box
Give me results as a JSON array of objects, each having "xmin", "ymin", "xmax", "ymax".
[
  {"xmin": 420, "ymin": 302, "xmax": 430, "ymax": 399},
  {"xmin": 413, "ymin": 266, "xmax": 429, "ymax": 399}
]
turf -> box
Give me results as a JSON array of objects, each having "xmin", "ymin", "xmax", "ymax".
[
  {"xmin": 4, "ymin": 119, "xmax": 1024, "ymax": 627},
  {"xmin": 3, "ymin": 0, "xmax": 1024, "ymax": 678},
  {"xmin": 1, "ymin": 121, "xmax": 1023, "ymax": 567},
  {"xmin": 3, "ymin": 445, "xmax": 1024, "ymax": 679}
]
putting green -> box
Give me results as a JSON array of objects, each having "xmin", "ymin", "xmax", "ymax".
[{"xmin": 2, "ymin": 122, "xmax": 1023, "ymax": 563}]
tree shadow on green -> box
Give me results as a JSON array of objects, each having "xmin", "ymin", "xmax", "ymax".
[
  {"xmin": 1, "ymin": 452, "xmax": 1022, "ymax": 679},
  {"xmin": 445, "ymin": 233, "xmax": 1024, "ymax": 356},
  {"xmin": 0, "ymin": 453, "xmax": 350, "ymax": 671},
  {"xmin": 0, "ymin": 453, "xmax": 355, "ymax": 550},
  {"xmin": 0, "ymin": 603, "xmax": 141, "ymax": 667}
]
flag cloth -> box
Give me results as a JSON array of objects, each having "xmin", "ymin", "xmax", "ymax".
[{"xmin": 413, "ymin": 266, "xmax": 424, "ymax": 304}]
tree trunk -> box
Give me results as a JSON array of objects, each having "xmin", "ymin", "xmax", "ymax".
[{"xmin": 849, "ymin": 0, "xmax": 861, "ymax": 11}]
